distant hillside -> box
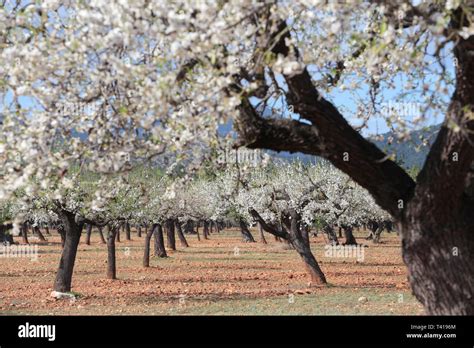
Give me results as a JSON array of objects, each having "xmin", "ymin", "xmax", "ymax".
[
  {"xmin": 372, "ymin": 124, "xmax": 440, "ymax": 169},
  {"xmin": 266, "ymin": 124, "xmax": 441, "ymax": 170}
]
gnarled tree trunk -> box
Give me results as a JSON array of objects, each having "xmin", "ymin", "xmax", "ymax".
[{"xmin": 235, "ymin": 16, "xmax": 474, "ymax": 314}]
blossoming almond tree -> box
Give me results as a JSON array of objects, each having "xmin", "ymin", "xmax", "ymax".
[{"xmin": 1, "ymin": 0, "xmax": 473, "ymax": 314}]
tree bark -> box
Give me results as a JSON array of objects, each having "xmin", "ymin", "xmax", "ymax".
[
  {"xmin": 286, "ymin": 213, "xmax": 326, "ymax": 285},
  {"xmin": 195, "ymin": 221, "xmax": 201, "ymax": 241},
  {"xmin": 153, "ymin": 223, "xmax": 167, "ymax": 258},
  {"xmin": 396, "ymin": 25, "xmax": 474, "ymax": 315},
  {"xmin": 0, "ymin": 224, "xmax": 13, "ymax": 244},
  {"xmin": 106, "ymin": 225, "xmax": 118, "ymax": 280},
  {"xmin": 98, "ymin": 226, "xmax": 106, "ymax": 244},
  {"xmin": 366, "ymin": 221, "xmax": 383, "ymax": 243},
  {"xmin": 236, "ymin": 18, "xmax": 474, "ymax": 313},
  {"xmin": 202, "ymin": 220, "xmax": 209, "ymax": 240},
  {"xmin": 250, "ymin": 208, "xmax": 326, "ymax": 284},
  {"xmin": 57, "ymin": 224, "xmax": 65, "ymax": 248},
  {"xmin": 143, "ymin": 225, "xmax": 155, "ymax": 267},
  {"xmin": 125, "ymin": 222, "xmax": 131, "ymax": 241},
  {"xmin": 196, "ymin": 221, "xmax": 201, "ymax": 241},
  {"xmin": 323, "ymin": 225, "xmax": 339, "ymax": 246},
  {"xmin": 239, "ymin": 220, "xmax": 256, "ymax": 242},
  {"xmin": 137, "ymin": 226, "xmax": 142, "ymax": 238},
  {"xmin": 85, "ymin": 224, "xmax": 92, "ymax": 245},
  {"xmin": 258, "ymin": 222, "xmax": 267, "ymax": 244},
  {"xmin": 165, "ymin": 219, "xmax": 176, "ymax": 250},
  {"xmin": 21, "ymin": 222, "xmax": 29, "ymax": 244},
  {"xmin": 291, "ymin": 236, "xmax": 327, "ymax": 285},
  {"xmin": 115, "ymin": 227, "xmax": 121, "ymax": 242},
  {"xmin": 53, "ymin": 210, "xmax": 83, "ymax": 292},
  {"xmin": 343, "ymin": 226, "xmax": 357, "ymax": 245},
  {"xmin": 175, "ymin": 220, "xmax": 189, "ymax": 248},
  {"xmin": 33, "ymin": 226, "xmax": 47, "ymax": 242}
]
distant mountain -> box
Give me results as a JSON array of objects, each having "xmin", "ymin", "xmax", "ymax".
[
  {"xmin": 372, "ymin": 124, "xmax": 440, "ymax": 169},
  {"xmin": 265, "ymin": 124, "xmax": 441, "ymax": 170}
]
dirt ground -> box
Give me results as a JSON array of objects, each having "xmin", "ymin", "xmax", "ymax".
[{"xmin": 0, "ymin": 228, "xmax": 424, "ymax": 315}]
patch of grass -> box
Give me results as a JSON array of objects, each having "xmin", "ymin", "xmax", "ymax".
[{"xmin": 170, "ymin": 289, "xmax": 422, "ymax": 315}]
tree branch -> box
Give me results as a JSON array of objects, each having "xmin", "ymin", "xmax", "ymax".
[
  {"xmin": 248, "ymin": 208, "xmax": 288, "ymax": 240},
  {"xmin": 236, "ymin": 20, "xmax": 416, "ymax": 219}
]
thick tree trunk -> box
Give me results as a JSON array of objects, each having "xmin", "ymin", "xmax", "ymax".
[
  {"xmin": 239, "ymin": 220, "xmax": 256, "ymax": 242},
  {"xmin": 125, "ymin": 222, "xmax": 131, "ymax": 241},
  {"xmin": 53, "ymin": 210, "xmax": 83, "ymax": 292},
  {"xmin": 153, "ymin": 224, "xmax": 167, "ymax": 258},
  {"xmin": 106, "ymin": 226, "xmax": 118, "ymax": 280},
  {"xmin": 57, "ymin": 225, "xmax": 65, "ymax": 248},
  {"xmin": 137, "ymin": 226, "xmax": 142, "ymax": 238},
  {"xmin": 301, "ymin": 225, "xmax": 310, "ymax": 246},
  {"xmin": 175, "ymin": 221, "xmax": 189, "ymax": 248},
  {"xmin": 258, "ymin": 222, "xmax": 267, "ymax": 244},
  {"xmin": 165, "ymin": 220, "xmax": 176, "ymax": 250},
  {"xmin": 143, "ymin": 225, "xmax": 155, "ymax": 267},
  {"xmin": 401, "ymin": 210, "xmax": 474, "ymax": 314},
  {"xmin": 85, "ymin": 224, "xmax": 92, "ymax": 245},
  {"xmin": 33, "ymin": 226, "xmax": 47, "ymax": 242},
  {"xmin": 396, "ymin": 29, "xmax": 474, "ymax": 315},
  {"xmin": 238, "ymin": 18, "xmax": 474, "ymax": 314},
  {"xmin": 343, "ymin": 226, "xmax": 357, "ymax": 245}
]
